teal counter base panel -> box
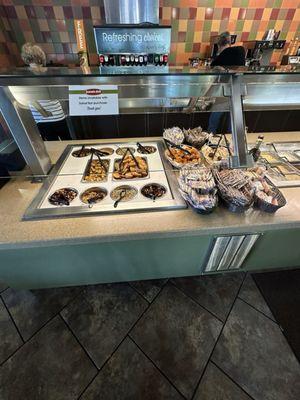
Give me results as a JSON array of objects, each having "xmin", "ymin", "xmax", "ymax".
[
  {"xmin": 0, "ymin": 229, "xmax": 299, "ymax": 289},
  {"xmin": 0, "ymin": 235, "xmax": 211, "ymax": 289}
]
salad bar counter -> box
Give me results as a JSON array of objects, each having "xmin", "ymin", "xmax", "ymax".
[{"xmin": 0, "ymin": 133, "xmax": 300, "ymax": 289}]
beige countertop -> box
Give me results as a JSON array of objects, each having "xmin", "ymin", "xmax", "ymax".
[{"xmin": 1, "ymin": 132, "xmax": 300, "ymax": 249}]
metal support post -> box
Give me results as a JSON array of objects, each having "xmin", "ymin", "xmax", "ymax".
[
  {"xmin": 0, "ymin": 87, "xmax": 52, "ymax": 176},
  {"xmin": 224, "ymin": 74, "xmax": 253, "ymax": 168}
]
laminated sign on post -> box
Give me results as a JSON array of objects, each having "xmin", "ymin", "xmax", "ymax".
[{"xmin": 69, "ymin": 85, "xmax": 119, "ymax": 116}]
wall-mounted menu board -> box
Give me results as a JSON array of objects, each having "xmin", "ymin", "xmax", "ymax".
[{"xmin": 93, "ymin": 26, "xmax": 171, "ymax": 54}]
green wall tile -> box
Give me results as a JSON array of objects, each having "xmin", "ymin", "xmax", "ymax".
[
  {"xmin": 35, "ymin": 7, "xmax": 45, "ymax": 19},
  {"xmin": 30, "ymin": 19, "xmax": 43, "ymax": 43},
  {"xmin": 51, "ymin": 32, "xmax": 60, "ymax": 43},
  {"xmin": 280, "ymin": 31, "xmax": 287, "ymax": 39},
  {"xmin": 236, "ymin": 20, "xmax": 244, "ymax": 31},
  {"xmin": 203, "ymin": 21, "xmax": 212, "ymax": 32},
  {"xmin": 186, "ymin": 21, "xmax": 195, "ymax": 43},
  {"xmin": 179, "ymin": 8, "xmax": 189, "ymax": 19},
  {"xmin": 267, "ymin": 20, "xmax": 276, "ymax": 30},
  {"xmin": 168, "ymin": 51, "xmax": 176, "ymax": 64},
  {"xmin": 197, "ymin": 0, "xmax": 214, "ymax": 6},
  {"xmin": 54, "ymin": 43, "xmax": 63, "ymax": 54},
  {"xmin": 164, "ymin": 0, "xmax": 179, "ymax": 6},
  {"xmin": 185, "ymin": 42, "xmax": 193, "ymax": 52},
  {"xmin": 48, "ymin": 20, "xmax": 57, "ymax": 32},
  {"xmin": 248, "ymin": 31, "xmax": 257, "ymax": 41}
]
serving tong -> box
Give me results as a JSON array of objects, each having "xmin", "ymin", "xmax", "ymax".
[
  {"xmin": 136, "ymin": 142, "xmax": 151, "ymax": 154},
  {"xmin": 211, "ymin": 133, "xmax": 232, "ymax": 159},
  {"xmin": 87, "ymin": 148, "xmax": 108, "ymax": 173},
  {"xmin": 78, "ymin": 144, "xmax": 85, "ymax": 156},
  {"xmin": 163, "ymin": 138, "xmax": 191, "ymax": 155},
  {"xmin": 119, "ymin": 147, "xmax": 140, "ymax": 168}
]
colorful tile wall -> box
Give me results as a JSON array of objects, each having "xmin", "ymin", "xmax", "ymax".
[{"xmin": 0, "ymin": 0, "xmax": 299, "ymax": 67}]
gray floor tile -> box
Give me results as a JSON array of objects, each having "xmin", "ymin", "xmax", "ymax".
[
  {"xmin": 0, "ymin": 282, "xmax": 8, "ymax": 293},
  {"xmin": 0, "ymin": 299, "xmax": 22, "ymax": 364},
  {"xmin": 171, "ymin": 273, "xmax": 244, "ymax": 321},
  {"xmin": 130, "ymin": 279, "xmax": 168, "ymax": 302},
  {"xmin": 194, "ymin": 362, "xmax": 252, "ymax": 400},
  {"xmin": 81, "ymin": 337, "xmax": 183, "ymax": 400},
  {"xmin": 212, "ymin": 299, "xmax": 300, "ymax": 400},
  {"xmin": 130, "ymin": 284, "xmax": 222, "ymax": 399},
  {"xmin": 0, "ymin": 316, "xmax": 97, "ymax": 400},
  {"xmin": 239, "ymin": 275, "xmax": 275, "ymax": 320},
  {"xmin": 61, "ymin": 283, "xmax": 147, "ymax": 369},
  {"xmin": 2, "ymin": 286, "xmax": 81, "ymax": 341}
]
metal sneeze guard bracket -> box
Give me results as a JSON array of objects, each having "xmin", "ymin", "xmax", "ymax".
[
  {"xmin": 223, "ymin": 74, "xmax": 254, "ymax": 169},
  {"xmin": 0, "ymin": 87, "xmax": 52, "ymax": 176}
]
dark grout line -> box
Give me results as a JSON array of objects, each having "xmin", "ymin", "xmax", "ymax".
[
  {"xmin": 210, "ymin": 360, "xmax": 256, "ymax": 400},
  {"xmin": 0, "ymin": 295, "xmax": 25, "ymax": 343},
  {"xmin": 237, "ymin": 296, "xmax": 278, "ymax": 324},
  {"xmin": 0, "ymin": 342, "xmax": 24, "ymax": 368},
  {"xmin": 0, "ymin": 285, "xmax": 86, "ymax": 367},
  {"xmin": 190, "ymin": 273, "xmax": 247, "ymax": 400},
  {"xmin": 251, "ymin": 274, "xmax": 276, "ymax": 315},
  {"xmin": 128, "ymin": 279, "xmax": 169, "ymax": 304},
  {"xmin": 76, "ymin": 332, "xmax": 135, "ymax": 400},
  {"xmin": 128, "ymin": 335, "xmax": 187, "ymax": 400},
  {"xmin": 247, "ymin": 274, "xmax": 278, "ymax": 324},
  {"xmin": 59, "ymin": 313, "xmax": 99, "ymax": 371},
  {"xmin": 0, "ymin": 286, "xmax": 9, "ymax": 294},
  {"xmin": 252, "ymin": 274, "xmax": 300, "ymax": 365},
  {"xmin": 170, "ymin": 280, "xmax": 224, "ymax": 324},
  {"xmin": 77, "ymin": 370, "xmax": 100, "ymax": 400},
  {"xmin": 17, "ymin": 285, "xmax": 86, "ymax": 343},
  {"xmin": 77, "ymin": 284, "xmax": 168, "ymax": 399}
]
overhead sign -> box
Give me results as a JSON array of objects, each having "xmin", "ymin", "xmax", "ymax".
[
  {"xmin": 94, "ymin": 26, "xmax": 171, "ymax": 54},
  {"xmin": 69, "ymin": 85, "xmax": 119, "ymax": 116}
]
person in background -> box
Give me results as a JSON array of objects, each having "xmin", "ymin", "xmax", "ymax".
[
  {"xmin": 208, "ymin": 32, "xmax": 246, "ymax": 134},
  {"xmin": 211, "ymin": 31, "xmax": 246, "ymax": 67},
  {"xmin": 21, "ymin": 43, "xmax": 71, "ymax": 141}
]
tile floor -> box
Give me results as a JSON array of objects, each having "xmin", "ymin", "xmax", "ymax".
[{"xmin": 0, "ymin": 273, "xmax": 300, "ymax": 400}]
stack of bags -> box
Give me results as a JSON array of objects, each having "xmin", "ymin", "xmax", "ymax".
[{"xmin": 178, "ymin": 164, "xmax": 218, "ymax": 214}]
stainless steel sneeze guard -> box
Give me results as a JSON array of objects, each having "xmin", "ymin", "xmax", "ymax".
[
  {"xmin": 23, "ymin": 140, "xmax": 186, "ymax": 220},
  {"xmin": 1, "ymin": 67, "xmax": 300, "ymax": 175}
]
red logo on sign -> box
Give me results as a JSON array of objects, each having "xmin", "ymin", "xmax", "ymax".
[{"xmin": 86, "ymin": 89, "xmax": 102, "ymax": 95}]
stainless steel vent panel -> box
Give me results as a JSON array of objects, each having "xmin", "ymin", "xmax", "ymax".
[
  {"xmin": 104, "ymin": 0, "xmax": 159, "ymax": 24},
  {"xmin": 203, "ymin": 234, "xmax": 261, "ymax": 272}
]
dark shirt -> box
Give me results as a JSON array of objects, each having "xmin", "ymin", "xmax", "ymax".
[{"xmin": 211, "ymin": 46, "xmax": 246, "ymax": 67}]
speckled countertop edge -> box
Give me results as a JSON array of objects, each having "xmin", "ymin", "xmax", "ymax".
[{"xmin": 1, "ymin": 133, "xmax": 300, "ymax": 250}]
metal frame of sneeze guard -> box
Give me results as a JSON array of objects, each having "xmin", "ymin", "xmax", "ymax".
[
  {"xmin": 223, "ymin": 74, "xmax": 254, "ymax": 168},
  {"xmin": 1, "ymin": 67, "xmax": 300, "ymax": 175},
  {"xmin": 0, "ymin": 86, "xmax": 52, "ymax": 176}
]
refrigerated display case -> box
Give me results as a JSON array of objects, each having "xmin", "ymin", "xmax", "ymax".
[{"xmin": 0, "ymin": 65, "xmax": 300, "ymax": 289}]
